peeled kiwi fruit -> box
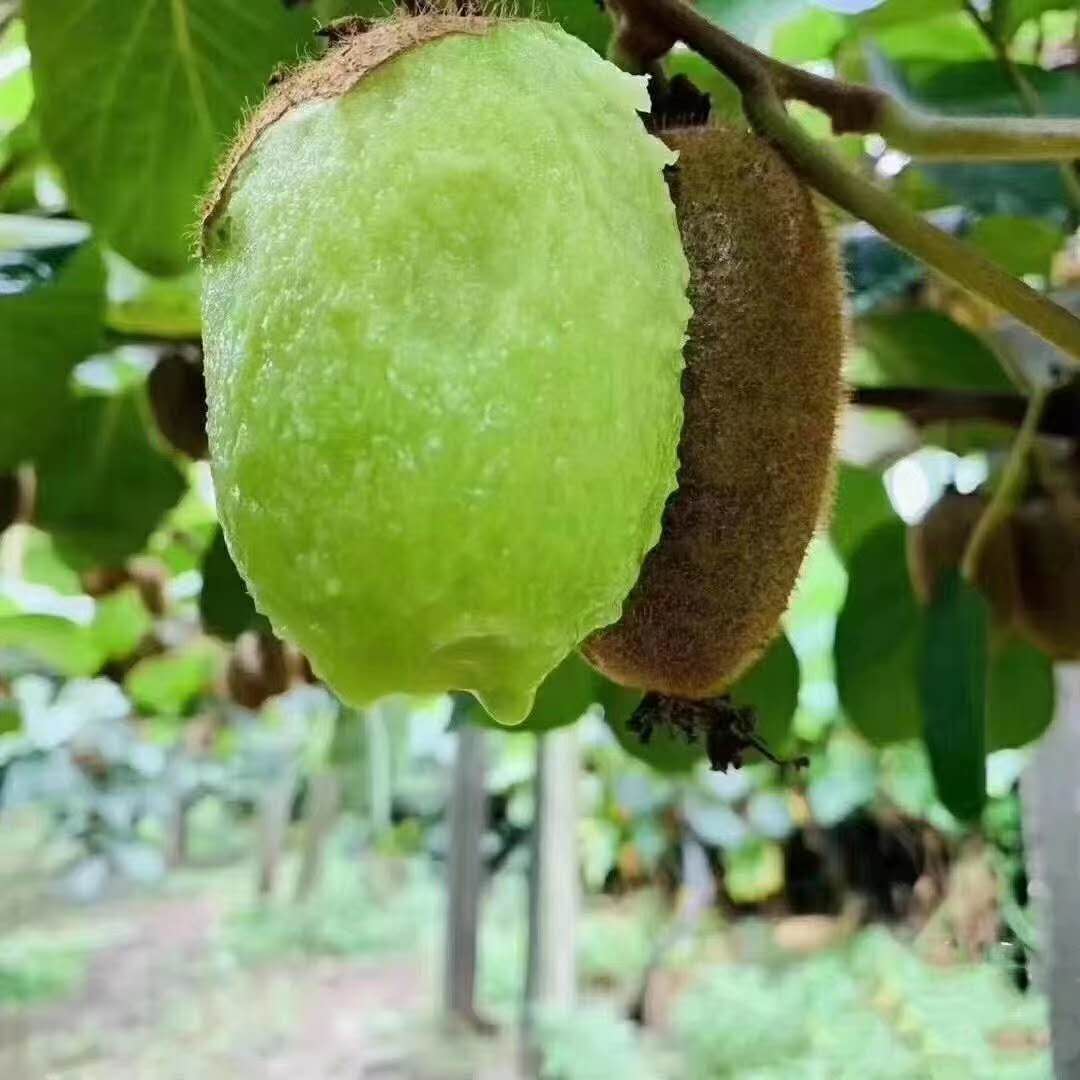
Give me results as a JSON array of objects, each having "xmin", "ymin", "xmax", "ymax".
[
  {"xmin": 1013, "ymin": 492, "xmax": 1080, "ymax": 659},
  {"xmin": 583, "ymin": 124, "xmax": 846, "ymax": 698},
  {"xmin": 906, "ymin": 487, "xmax": 1019, "ymax": 625}
]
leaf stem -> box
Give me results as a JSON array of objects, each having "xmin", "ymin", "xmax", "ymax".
[
  {"xmin": 961, "ymin": 0, "xmax": 1080, "ymax": 216},
  {"xmin": 960, "ymin": 384, "xmax": 1049, "ymax": 583},
  {"xmin": 612, "ymin": 0, "xmax": 1080, "ymax": 364}
]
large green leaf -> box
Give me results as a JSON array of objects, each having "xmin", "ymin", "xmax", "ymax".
[
  {"xmin": 898, "ymin": 62, "xmax": 1080, "ymax": 221},
  {"xmin": 0, "ymin": 613, "xmax": 104, "ymax": 676},
  {"xmin": 830, "ymin": 464, "xmax": 895, "ymax": 561},
  {"xmin": 24, "ymin": 0, "xmax": 313, "ymax": 275},
  {"xmin": 124, "ymin": 639, "xmax": 219, "ymax": 715},
  {"xmin": 34, "ymin": 389, "xmax": 186, "ymax": 569},
  {"xmin": 0, "ymin": 19, "xmax": 33, "ymax": 135},
  {"xmin": 991, "ymin": 0, "xmax": 1075, "ymax": 40},
  {"xmin": 0, "ymin": 242, "xmax": 105, "ymax": 469},
  {"xmin": 699, "ymin": 0, "xmax": 804, "ymax": 45},
  {"xmin": 920, "ymin": 571, "xmax": 988, "ymax": 821},
  {"xmin": 835, "ymin": 521, "xmax": 922, "ymax": 745},
  {"xmin": 199, "ymin": 527, "xmax": 268, "ymax": 641},
  {"xmin": 853, "ymin": 310, "xmax": 1012, "ymax": 392},
  {"xmin": 730, "ymin": 633, "xmax": 800, "ymax": 753},
  {"xmin": 93, "ymin": 585, "xmax": 154, "ymax": 663},
  {"xmin": 987, "ymin": 636, "xmax": 1054, "ymax": 751},
  {"xmin": 967, "ymin": 215, "xmax": 1065, "ymax": 278}
]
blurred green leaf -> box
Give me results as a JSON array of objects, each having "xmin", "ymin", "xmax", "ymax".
[
  {"xmin": 772, "ymin": 8, "xmax": 847, "ymax": 62},
  {"xmin": 992, "ymin": 0, "xmax": 1074, "ymax": 39},
  {"xmin": 853, "ymin": 310, "xmax": 1012, "ymax": 391},
  {"xmin": 106, "ymin": 257, "xmax": 202, "ymax": 339},
  {"xmin": 835, "ymin": 521, "xmax": 922, "ymax": 745},
  {"xmin": 987, "ymin": 635, "xmax": 1054, "ymax": 751},
  {"xmin": 24, "ymin": 0, "xmax": 313, "ymax": 275},
  {"xmin": 0, "ymin": 241, "xmax": 104, "ymax": 470},
  {"xmin": 920, "ymin": 571, "xmax": 987, "ymax": 821},
  {"xmin": 92, "ymin": 586, "xmax": 153, "ymax": 663},
  {"xmin": 0, "ymin": 19, "xmax": 33, "ymax": 134},
  {"xmin": 723, "ymin": 839, "xmax": 785, "ymax": 903},
  {"xmin": 0, "ymin": 614, "xmax": 104, "ymax": 676},
  {"xmin": 830, "ymin": 464, "xmax": 894, "ymax": 561},
  {"xmin": 730, "ymin": 633, "xmax": 800, "ymax": 753},
  {"xmin": 967, "ymin": 215, "xmax": 1064, "ymax": 278},
  {"xmin": 199, "ymin": 527, "xmax": 268, "ymax": 640},
  {"xmin": 699, "ymin": 0, "xmax": 803, "ymax": 44},
  {"xmin": 124, "ymin": 639, "xmax": 218, "ymax": 715},
  {"xmin": 34, "ymin": 389, "xmax": 186, "ymax": 569},
  {"xmin": 899, "ymin": 62, "xmax": 1080, "ymax": 220}
]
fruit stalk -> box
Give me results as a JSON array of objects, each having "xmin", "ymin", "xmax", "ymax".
[
  {"xmin": 610, "ymin": 0, "xmax": 1080, "ymax": 364},
  {"xmin": 961, "ymin": 384, "xmax": 1050, "ymax": 585}
]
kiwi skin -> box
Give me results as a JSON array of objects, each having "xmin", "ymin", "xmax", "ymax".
[
  {"xmin": 907, "ymin": 488, "xmax": 1019, "ymax": 625},
  {"xmin": 1013, "ymin": 493, "xmax": 1080, "ymax": 659},
  {"xmin": 583, "ymin": 124, "xmax": 846, "ymax": 699}
]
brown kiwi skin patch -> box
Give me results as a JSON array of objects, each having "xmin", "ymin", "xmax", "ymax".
[
  {"xmin": 583, "ymin": 124, "xmax": 846, "ymax": 699},
  {"xmin": 1013, "ymin": 493, "xmax": 1080, "ymax": 659},
  {"xmin": 907, "ymin": 488, "xmax": 1019, "ymax": 627}
]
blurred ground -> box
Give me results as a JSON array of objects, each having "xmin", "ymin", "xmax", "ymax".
[{"xmin": 0, "ymin": 810, "xmax": 1051, "ymax": 1080}]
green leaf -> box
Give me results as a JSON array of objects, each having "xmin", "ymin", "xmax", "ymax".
[
  {"xmin": 855, "ymin": 4, "xmax": 992, "ymax": 63},
  {"xmin": 830, "ymin": 464, "xmax": 894, "ymax": 561},
  {"xmin": 835, "ymin": 521, "xmax": 922, "ymax": 745},
  {"xmin": 967, "ymin": 215, "xmax": 1065, "ymax": 278},
  {"xmin": 0, "ymin": 614, "xmax": 105, "ymax": 676},
  {"xmin": 698, "ymin": 0, "xmax": 804, "ymax": 45},
  {"xmin": 992, "ymin": 0, "xmax": 1074, "ymax": 40},
  {"xmin": 0, "ymin": 19, "xmax": 33, "ymax": 134},
  {"xmin": 899, "ymin": 63, "xmax": 1080, "ymax": 221},
  {"xmin": 0, "ymin": 242, "xmax": 105, "ymax": 469},
  {"xmin": 730, "ymin": 634, "xmax": 800, "ymax": 753},
  {"xmin": 91, "ymin": 585, "xmax": 153, "ymax": 663},
  {"xmin": 124, "ymin": 639, "xmax": 219, "ymax": 715},
  {"xmin": 106, "ymin": 257, "xmax": 201, "ymax": 339},
  {"xmin": 772, "ymin": 9, "xmax": 847, "ymax": 63},
  {"xmin": 24, "ymin": 0, "xmax": 314, "ymax": 275},
  {"xmin": 853, "ymin": 310, "xmax": 1012, "ymax": 392},
  {"xmin": 34, "ymin": 389, "xmax": 186, "ymax": 570},
  {"xmin": 987, "ymin": 636, "xmax": 1054, "ymax": 751},
  {"xmin": 723, "ymin": 839, "xmax": 785, "ymax": 904},
  {"xmin": 920, "ymin": 571, "xmax": 988, "ymax": 821},
  {"xmin": 199, "ymin": 527, "xmax": 268, "ymax": 640}
]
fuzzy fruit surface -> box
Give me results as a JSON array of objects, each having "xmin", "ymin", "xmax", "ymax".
[{"xmin": 201, "ymin": 20, "xmax": 690, "ymax": 724}]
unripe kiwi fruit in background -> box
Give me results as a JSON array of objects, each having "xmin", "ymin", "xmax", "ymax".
[
  {"xmin": 906, "ymin": 487, "xmax": 1019, "ymax": 625},
  {"xmin": 583, "ymin": 125, "xmax": 846, "ymax": 698},
  {"xmin": 200, "ymin": 15, "xmax": 691, "ymax": 724},
  {"xmin": 1013, "ymin": 492, "xmax": 1080, "ymax": 659}
]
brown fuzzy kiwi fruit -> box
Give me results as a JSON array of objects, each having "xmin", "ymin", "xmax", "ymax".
[
  {"xmin": 906, "ymin": 487, "xmax": 1019, "ymax": 625},
  {"xmin": 583, "ymin": 125, "xmax": 846, "ymax": 698},
  {"xmin": 226, "ymin": 630, "xmax": 293, "ymax": 710},
  {"xmin": 148, "ymin": 348, "xmax": 208, "ymax": 460},
  {"xmin": 1013, "ymin": 492, "xmax": 1080, "ymax": 659}
]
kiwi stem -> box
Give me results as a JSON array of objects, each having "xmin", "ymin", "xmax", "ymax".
[
  {"xmin": 610, "ymin": 0, "xmax": 1080, "ymax": 364},
  {"xmin": 961, "ymin": 384, "xmax": 1050, "ymax": 584}
]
